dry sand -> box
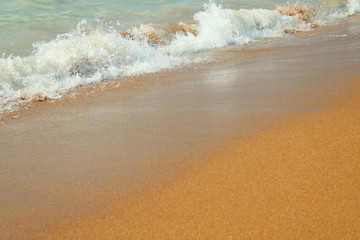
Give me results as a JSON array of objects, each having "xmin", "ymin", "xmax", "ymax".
[{"xmin": 1, "ymin": 16, "xmax": 359, "ymax": 239}]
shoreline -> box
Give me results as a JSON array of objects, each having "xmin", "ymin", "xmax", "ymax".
[
  {"xmin": 1, "ymin": 16, "xmax": 358, "ymax": 124},
  {"xmin": 1, "ymin": 16, "xmax": 359, "ymax": 239},
  {"xmin": 38, "ymin": 76, "xmax": 360, "ymax": 239}
]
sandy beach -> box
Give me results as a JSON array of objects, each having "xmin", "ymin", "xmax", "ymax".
[
  {"xmin": 0, "ymin": 16, "xmax": 359, "ymax": 239},
  {"xmin": 40, "ymin": 75, "xmax": 360, "ymax": 240}
]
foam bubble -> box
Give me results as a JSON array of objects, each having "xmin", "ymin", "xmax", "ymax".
[
  {"xmin": 0, "ymin": 0, "xmax": 359, "ymax": 115},
  {"xmin": 0, "ymin": 23, "xmax": 185, "ymax": 113},
  {"xmin": 347, "ymin": 0, "xmax": 360, "ymax": 15}
]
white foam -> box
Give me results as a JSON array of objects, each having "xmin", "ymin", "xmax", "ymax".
[
  {"xmin": 316, "ymin": 0, "xmax": 360, "ymax": 20},
  {"xmin": 347, "ymin": 0, "xmax": 360, "ymax": 15},
  {"xmin": 163, "ymin": 4, "xmax": 302, "ymax": 54},
  {"xmin": 0, "ymin": 21, "xmax": 185, "ymax": 113},
  {"xmin": 0, "ymin": 1, "xmax": 359, "ymax": 115}
]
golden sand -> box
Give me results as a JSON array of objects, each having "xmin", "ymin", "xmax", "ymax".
[
  {"xmin": 35, "ymin": 80, "xmax": 360, "ymax": 239},
  {"xmin": 1, "ymin": 17, "xmax": 359, "ymax": 239}
]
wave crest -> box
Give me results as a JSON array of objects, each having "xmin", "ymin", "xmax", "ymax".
[{"xmin": 0, "ymin": 0, "xmax": 359, "ymax": 115}]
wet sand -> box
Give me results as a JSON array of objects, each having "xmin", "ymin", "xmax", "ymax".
[
  {"xmin": 1, "ymin": 17, "xmax": 359, "ymax": 239},
  {"xmin": 39, "ymin": 75, "xmax": 360, "ymax": 240}
]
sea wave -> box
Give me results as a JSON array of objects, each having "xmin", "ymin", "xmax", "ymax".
[{"xmin": 0, "ymin": 0, "xmax": 359, "ymax": 115}]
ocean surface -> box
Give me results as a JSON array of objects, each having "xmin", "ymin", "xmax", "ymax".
[{"xmin": 0, "ymin": 0, "xmax": 359, "ymax": 114}]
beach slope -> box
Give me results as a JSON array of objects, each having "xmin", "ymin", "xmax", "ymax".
[
  {"xmin": 38, "ymin": 78, "xmax": 360, "ymax": 239},
  {"xmin": 0, "ymin": 16, "xmax": 359, "ymax": 240}
]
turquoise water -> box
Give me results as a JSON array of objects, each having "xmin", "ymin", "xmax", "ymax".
[
  {"xmin": 0, "ymin": 0, "xmax": 359, "ymax": 115},
  {"xmin": 0, "ymin": 0, "xmax": 283, "ymax": 55}
]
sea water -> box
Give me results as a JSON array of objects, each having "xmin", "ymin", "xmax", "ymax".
[{"xmin": 0, "ymin": 0, "xmax": 359, "ymax": 114}]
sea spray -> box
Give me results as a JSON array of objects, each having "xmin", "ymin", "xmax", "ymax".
[
  {"xmin": 0, "ymin": 23, "xmax": 185, "ymax": 113},
  {"xmin": 0, "ymin": 0, "xmax": 359, "ymax": 115}
]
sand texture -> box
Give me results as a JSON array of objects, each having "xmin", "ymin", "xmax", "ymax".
[
  {"xmin": 1, "ymin": 16, "xmax": 359, "ymax": 240},
  {"xmin": 33, "ymin": 79, "xmax": 360, "ymax": 239}
]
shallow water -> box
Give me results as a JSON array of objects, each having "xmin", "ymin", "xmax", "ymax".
[
  {"xmin": 0, "ymin": 0, "xmax": 359, "ymax": 115},
  {"xmin": 0, "ymin": 15, "xmax": 359, "ymax": 238},
  {"xmin": 0, "ymin": 0, "xmax": 283, "ymax": 55}
]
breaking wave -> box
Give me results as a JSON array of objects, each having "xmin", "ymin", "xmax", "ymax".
[{"xmin": 0, "ymin": 0, "xmax": 359, "ymax": 114}]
